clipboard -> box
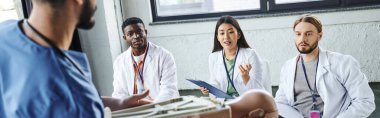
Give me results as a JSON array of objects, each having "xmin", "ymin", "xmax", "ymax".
[{"xmin": 187, "ymin": 79, "xmax": 235, "ymax": 99}]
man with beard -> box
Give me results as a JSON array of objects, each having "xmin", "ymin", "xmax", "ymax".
[
  {"xmin": 112, "ymin": 17, "xmax": 179, "ymax": 103},
  {"xmin": 275, "ymin": 14, "xmax": 375, "ymax": 118},
  {"xmin": 0, "ymin": 0, "xmax": 151, "ymax": 117}
]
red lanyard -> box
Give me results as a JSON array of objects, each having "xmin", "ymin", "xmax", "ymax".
[{"xmin": 131, "ymin": 43, "xmax": 149, "ymax": 94}]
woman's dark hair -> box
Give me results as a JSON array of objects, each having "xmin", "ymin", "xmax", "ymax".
[{"xmin": 212, "ymin": 15, "xmax": 250, "ymax": 53}]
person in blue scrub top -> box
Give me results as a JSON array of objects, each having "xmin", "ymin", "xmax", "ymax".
[
  {"xmin": 0, "ymin": 0, "xmax": 151, "ymax": 117},
  {"xmin": 200, "ymin": 15, "xmax": 266, "ymax": 98}
]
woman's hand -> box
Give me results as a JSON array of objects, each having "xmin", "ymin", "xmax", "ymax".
[
  {"xmin": 239, "ymin": 64, "xmax": 252, "ymax": 85},
  {"xmin": 200, "ymin": 87, "xmax": 209, "ymax": 95}
]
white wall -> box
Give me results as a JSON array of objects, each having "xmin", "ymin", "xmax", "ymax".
[
  {"xmin": 80, "ymin": 0, "xmax": 380, "ymax": 95},
  {"xmin": 78, "ymin": 0, "xmax": 123, "ymax": 95}
]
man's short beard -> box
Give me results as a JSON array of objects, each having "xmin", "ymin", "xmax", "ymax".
[
  {"xmin": 77, "ymin": 0, "xmax": 96, "ymax": 29},
  {"xmin": 296, "ymin": 42, "xmax": 318, "ymax": 54}
]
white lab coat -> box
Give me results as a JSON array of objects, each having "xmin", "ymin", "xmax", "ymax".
[
  {"xmin": 275, "ymin": 48, "xmax": 375, "ymax": 118},
  {"xmin": 208, "ymin": 48, "xmax": 266, "ymax": 97},
  {"xmin": 112, "ymin": 42, "xmax": 179, "ymax": 102}
]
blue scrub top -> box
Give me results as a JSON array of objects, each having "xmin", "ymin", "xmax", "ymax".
[{"xmin": 0, "ymin": 20, "xmax": 104, "ymax": 117}]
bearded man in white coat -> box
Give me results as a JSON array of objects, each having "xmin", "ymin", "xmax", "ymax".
[
  {"xmin": 112, "ymin": 17, "xmax": 179, "ymax": 103},
  {"xmin": 275, "ymin": 14, "xmax": 375, "ymax": 118}
]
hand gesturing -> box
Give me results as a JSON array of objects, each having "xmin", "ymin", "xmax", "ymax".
[{"xmin": 239, "ymin": 64, "xmax": 252, "ymax": 85}]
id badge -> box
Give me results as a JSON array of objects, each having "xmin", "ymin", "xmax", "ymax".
[{"xmin": 309, "ymin": 110, "xmax": 320, "ymax": 118}]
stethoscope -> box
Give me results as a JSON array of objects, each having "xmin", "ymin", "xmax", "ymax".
[{"xmin": 23, "ymin": 19, "xmax": 85, "ymax": 77}]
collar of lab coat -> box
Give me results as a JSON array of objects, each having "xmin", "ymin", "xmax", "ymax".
[{"xmin": 315, "ymin": 48, "xmax": 329, "ymax": 99}]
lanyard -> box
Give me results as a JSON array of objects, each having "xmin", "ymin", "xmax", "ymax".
[
  {"xmin": 24, "ymin": 19, "xmax": 85, "ymax": 76},
  {"xmin": 299, "ymin": 55, "xmax": 319, "ymax": 107},
  {"xmin": 131, "ymin": 43, "xmax": 149, "ymax": 94},
  {"xmin": 222, "ymin": 47, "xmax": 239, "ymax": 96}
]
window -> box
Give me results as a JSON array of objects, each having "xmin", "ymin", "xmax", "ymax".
[
  {"xmin": 0, "ymin": 0, "xmax": 24, "ymax": 22},
  {"xmin": 156, "ymin": 0, "xmax": 260, "ymax": 16},
  {"xmin": 346, "ymin": 0, "xmax": 380, "ymax": 6},
  {"xmin": 275, "ymin": 0, "xmax": 323, "ymax": 4},
  {"xmin": 151, "ymin": 0, "xmax": 265, "ymax": 21},
  {"xmin": 269, "ymin": 0, "xmax": 340, "ymax": 12},
  {"xmin": 150, "ymin": 0, "xmax": 380, "ymax": 22}
]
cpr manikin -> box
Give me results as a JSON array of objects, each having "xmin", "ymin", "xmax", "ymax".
[{"xmin": 227, "ymin": 90, "xmax": 278, "ymax": 118}]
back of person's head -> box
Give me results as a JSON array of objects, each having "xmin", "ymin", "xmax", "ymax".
[
  {"xmin": 121, "ymin": 17, "xmax": 145, "ymax": 33},
  {"xmin": 212, "ymin": 15, "xmax": 250, "ymax": 53},
  {"xmin": 293, "ymin": 14, "xmax": 322, "ymax": 33}
]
